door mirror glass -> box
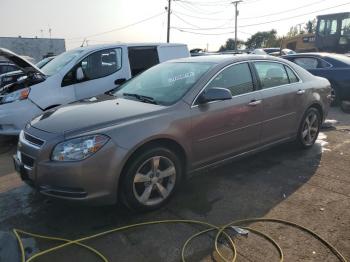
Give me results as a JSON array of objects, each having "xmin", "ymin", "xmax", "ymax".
[
  {"xmin": 197, "ymin": 87, "xmax": 232, "ymax": 104},
  {"xmin": 115, "ymin": 78, "xmax": 126, "ymax": 85},
  {"xmin": 76, "ymin": 67, "xmax": 85, "ymax": 81}
]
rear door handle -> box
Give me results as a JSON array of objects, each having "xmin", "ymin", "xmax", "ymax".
[
  {"xmin": 296, "ymin": 89, "xmax": 305, "ymax": 95},
  {"xmin": 248, "ymin": 99, "xmax": 262, "ymax": 106}
]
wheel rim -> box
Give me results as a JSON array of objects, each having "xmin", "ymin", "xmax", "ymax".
[
  {"xmin": 133, "ymin": 156, "xmax": 176, "ymax": 206},
  {"xmin": 301, "ymin": 111, "xmax": 319, "ymax": 146}
]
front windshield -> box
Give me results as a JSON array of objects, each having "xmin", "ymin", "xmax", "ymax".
[
  {"xmin": 36, "ymin": 57, "xmax": 53, "ymax": 69},
  {"xmin": 41, "ymin": 49, "xmax": 83, "ymax": 76},
  {"xmin": 115, "ymin": 62, "xmax": 214, "ymax": 106}
]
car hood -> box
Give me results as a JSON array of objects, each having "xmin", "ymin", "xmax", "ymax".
[
  {"xmin": 30, "ymin": 96, "xmax": 165, "ymax": 135},
  {"xmin": 0, "ymin": 48, "xmax": 44, "ymax": 76}
]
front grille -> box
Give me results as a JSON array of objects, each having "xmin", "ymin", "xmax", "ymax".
[
  {"xmin": 24, "ymin": 132, "xmax": 45, "ymax": 147},
  {"xmin": 21, "ymin": 153, "xmax": 35, "ymax": 167}
]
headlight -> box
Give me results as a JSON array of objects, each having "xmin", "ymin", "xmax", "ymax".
[
  {"xmin": 3, "ymin": 88, "xmax": 30, "ymax": 103},
  {"xmin": 51, "ymin": 135, "xmax": 109, "ymax": 161}
]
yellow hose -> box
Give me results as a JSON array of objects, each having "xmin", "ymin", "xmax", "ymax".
[{"xmin": 12, "ymin": 218, "xmax": 347, "ymax": 262}]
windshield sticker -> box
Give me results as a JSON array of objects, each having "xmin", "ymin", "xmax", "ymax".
[{"xmin": 168, "ymin": 72, "xmax": 195, "ymax": 83}]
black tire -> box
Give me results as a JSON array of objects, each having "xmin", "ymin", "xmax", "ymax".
[
  {"xmin": 120, "ymin": 147, "xmax": 183, "ymax": 212},
  {"xmin": 331, "ymin": 84, "xmax": 341, "ymax": 106},
  {"xmin": 295, "ymin": 107, "xmax": 322, "ymax": 149}
]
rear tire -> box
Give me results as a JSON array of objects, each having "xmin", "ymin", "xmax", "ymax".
[
  {"xmin": 120, "ymin": 147, "xmax": 183, "ymax": 212},
  {"xmin": 295, "ymin": 107, "xmax": 321, "ymax": 149}
]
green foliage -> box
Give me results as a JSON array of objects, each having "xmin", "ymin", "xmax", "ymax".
[
  {"xmin": 218, "ymin": 38, "xmax": 244, "ymax": 51},
  {"xmin": 304, "ymin": 19, "xmax": 317, "ymax": 34},
  {"xmin": 245, "ymin": 29, "xmax": 279, "ymax": 49}
]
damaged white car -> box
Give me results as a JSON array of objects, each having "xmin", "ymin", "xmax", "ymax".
[{"xmin": 0, "ymin": 43, "xmax": 189, "ymax": 135}]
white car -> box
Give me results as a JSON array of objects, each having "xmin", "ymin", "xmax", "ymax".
[{"xmin": 0, "ymin": 43, "xmax": 190, "ymax": 135}]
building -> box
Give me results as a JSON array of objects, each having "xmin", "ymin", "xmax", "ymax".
[{"xmin": 0, "ymin": 36, "xmax": 66, "ymax": 63}]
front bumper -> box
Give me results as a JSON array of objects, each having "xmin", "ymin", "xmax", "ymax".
[
  {"xmin": 0, "ymin": 99, "xmax": 43, "ymax": 135},
  {"xmin": 14, "ymin": 127, "xmax": 128, "ymax": 205}
]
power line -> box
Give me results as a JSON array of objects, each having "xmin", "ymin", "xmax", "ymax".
[
  {"xmin": 239, "ymin": 1, "xmax": 350, "ymax": 28},
  {"xmin": 67, "ymin": 12, "xmax": 165, "ymax": 41},
  {"xmin": 173, "ymin": 27, "xmax": 252, "ymax": 35},
  {"xmin": 172, "ymin": 10, "xmax": 233, "ymax": 20},
  {"xmin": 176, "ymin": 1, "xmax": 228, "ymax": 15},
  {"xmin": 240, "ymin": 0, "xmax": 327, "ymax": 20},
  {"xmin": 176, "ymin": 0, "xmax": 232, "ymax": 6},
  {"xmin": 173, "ymin": 12, "xmax": 234, "ymax": 29},
  {"xmin": 173, "ymin": 27, "xmax": 235, "ymax": 35}
]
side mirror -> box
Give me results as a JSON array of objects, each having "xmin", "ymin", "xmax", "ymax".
[
  {"xmin": 76, "ymin": 67, "xmax": 85, "ymax": 81},
  {"xmin": 115, "ymin": 78, "xmax": 126, "ymax": 85},
  {"xmin": 197, "ymin": 87, "xmax": 232, "ymax": 104}
]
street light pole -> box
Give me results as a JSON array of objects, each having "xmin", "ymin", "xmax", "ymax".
[
  {"xmin": 232, "ymin": 0, "xmax": 242, "ymax": 52},
  {"xmin": 167, "ymin": 0, "xmax": 171, "ymax": 43}
]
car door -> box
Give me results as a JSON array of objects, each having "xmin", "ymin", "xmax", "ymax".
[
  {"xmin": 190, "ymin": 62, "xmax": 262, "ymax": 167},
  {"xmin": 62, "ymin": 48, "xmax": 124, "ymax": 100},
  {"xmin": 253, "ymin": 61, "xmax": 303, "ymax": 145}
]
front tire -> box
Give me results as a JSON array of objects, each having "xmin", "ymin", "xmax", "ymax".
[
  {"xmin": 296, "ymin": 107, "xmax": 321, "ymax": 149},
  {"xmin": 120, "ymin": 147, "xmax": 183, "ymax": 212}
]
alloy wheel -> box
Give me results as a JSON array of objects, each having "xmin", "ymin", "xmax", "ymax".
[
  {"xmin": 132, "ymin": 156, "xmax": 176, "ymax": 206},
  {"xmin": 301, "ymin": 111, "xmax": 320, "ymax": 146}
]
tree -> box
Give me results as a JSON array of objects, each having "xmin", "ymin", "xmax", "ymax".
[
  {"xmin": 218, "ymin": 38, "xmax": 244, "ymax": 51},
  {"xmin": 304, "ymin": 19, "xmax": 317, "ymax": 34},
  {"xmin": 287, "ymin": 26, "xmax": 299, "ymax": 37},
  {"xmin": 245, "ymin": 29, "xmax": 279, "ymax": 49}
]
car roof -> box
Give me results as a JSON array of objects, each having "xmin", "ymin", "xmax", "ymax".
[
  {"xmin": 282, "ymin": 52, "xmax": 337, "ymax": 58},
  {"xmin": 169, "ymin": 54, "xmax": 284, "ymax": 64},
  {"xmin": 71, "ymin": 43, "xmax": 188, "ymax": 52}
]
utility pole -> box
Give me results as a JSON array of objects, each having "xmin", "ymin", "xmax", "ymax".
[
  {"xmin": 166, "ymin": 0, "xmax": 172, "ymax": 43},
  {"xmin": 232, "ymin": 0, "xmax": 243, "ymax": 52}
]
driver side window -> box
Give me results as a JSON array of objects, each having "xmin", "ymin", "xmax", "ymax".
[
  {"xmin": 206, "ymin": 63, "xmax": 254, "ymax": 96},
  {"xmin": 62, "ymin": 48, "xmax": 122, "ymax": 87}
]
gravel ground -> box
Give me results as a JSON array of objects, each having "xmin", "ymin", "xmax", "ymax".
[{"xmin": 0, "ymin": 107, "xmax": 349, "ymax": 262}]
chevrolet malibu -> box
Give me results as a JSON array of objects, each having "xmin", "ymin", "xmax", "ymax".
[{"xmin": 14, "ymin": 55, "xmax": 331, "ymax": 211}]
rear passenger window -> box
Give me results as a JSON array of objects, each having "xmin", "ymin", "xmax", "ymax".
[
  {"xmin": 128, "ymin": 47, "xmax": 159, "ymax": 77},
  {"xmin": 254, "ymin": 62, "xmax": 289, "ymax": 88},
  {"xmin": 293, "ymin": 57, "xmax": 318, "ymax": 69},
  {"xmin": 285, "ymin": 66, "xmax": 299, "ymax": 83},
  {"xmin": 207, "ymin": 63, "xmax": 254, "ymax": 96}
]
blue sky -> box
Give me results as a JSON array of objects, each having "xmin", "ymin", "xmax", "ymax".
[{"xmin": 0, "ymin": 0, "xmax": 349, "ymax": 51}]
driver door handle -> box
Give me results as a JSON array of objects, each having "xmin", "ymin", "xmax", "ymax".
[
  {"xmin": 296, "ymin": 89, "xmax": 305, "ymax": 95},
  {"xmin": 248, "ymin": 99, "xmax": 262, "ymax": 106}
]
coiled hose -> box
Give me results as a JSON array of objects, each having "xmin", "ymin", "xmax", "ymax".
[{"xmin": 13, "ymin": 217, "xmax": 347, "ymax": 262}]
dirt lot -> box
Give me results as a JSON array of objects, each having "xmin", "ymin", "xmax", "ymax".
[{"xmin": 0, "ymin": 107, "xmax": 349, "ymax": 262}]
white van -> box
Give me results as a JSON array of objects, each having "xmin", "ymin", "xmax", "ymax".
[{"xmin": 0, "ymin": 43, "xmax": 190, "ymax": 135}]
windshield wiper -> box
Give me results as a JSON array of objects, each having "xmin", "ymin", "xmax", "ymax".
[{"xmin": 123, "ymin": 93, "xmax": 158, "ymax": 105}]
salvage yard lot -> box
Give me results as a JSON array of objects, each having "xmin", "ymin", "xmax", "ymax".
[{"xmin": 0, "ymin": 107, "xmax": 349, "ymax": 262}]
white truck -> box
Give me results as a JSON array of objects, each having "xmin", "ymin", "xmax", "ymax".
[{"xmin": 0, "ymin": 43, "xmax": 190, "ymax": 135}]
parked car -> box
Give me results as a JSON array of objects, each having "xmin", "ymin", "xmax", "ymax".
[
  {"xmin": 282, "ymin": 53, "xmax": 350, "ymax": 104},
  {"xmin": 251, "ymin": 48, "xmax": 296, "ymax": 56},
  {"xmin": 14, "ymin": 55, "xmax": 331, "ymax": 211},
  {"xmin": 0, "ymin": 56, "xmax": 56, "ymax": 88},
  {"xmin": 0, "ymin": 43, "xmax": 190, "ymax": 135},
  {"xmin": 0, "ymin": 61, "xmax": 19, "ymax": 75}
]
